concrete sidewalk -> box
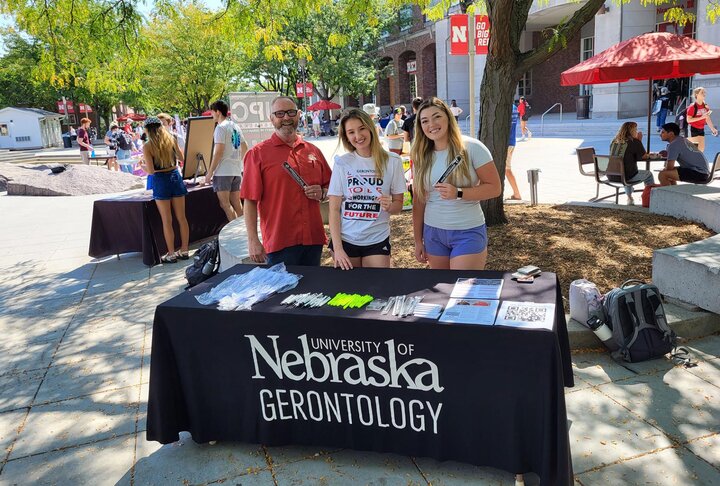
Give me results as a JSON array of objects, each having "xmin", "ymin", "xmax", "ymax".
[{"xmin": 1, "ymin": 135, "xmax": 719, "ymax": 485}]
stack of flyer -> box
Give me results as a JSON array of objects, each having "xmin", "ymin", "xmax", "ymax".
[{"xmin": 439, "ymin": 278, "xmax": 502, "ymax": 325}]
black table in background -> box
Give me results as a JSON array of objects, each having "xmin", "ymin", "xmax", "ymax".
[
  {"xmin": 147, "ymin": 265, "xmax": 575, "ymax": 485},
  {"xmin": 88, "ymin": 184, "xmax": 227, "ymax": 266}
]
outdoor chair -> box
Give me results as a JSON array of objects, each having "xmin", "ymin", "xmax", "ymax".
[
  {"xmin": 700, "ymin": 152, "xmax": 720, "ymax": 184},
  {"xmin": 594, "ymin": 155, "xmax": 645, "ymax": 204},
  {"xmin": 575, "ymin": 147, "xmax": 599, "ymax": 200}
]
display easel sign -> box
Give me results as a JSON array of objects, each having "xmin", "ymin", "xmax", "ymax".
[
  {"xmin": 182, "ymin": 116, "xmax": 215, "ymax": 183},
  {"xmin": 228, "ymin": 91, "xmax": 279, "ymax": 149}
]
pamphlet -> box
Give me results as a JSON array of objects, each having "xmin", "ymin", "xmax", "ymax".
[
  {"xmin": 413, "ymin": 303, "xmax": 443, "ymax": 319},
  {"xmin": 439, "ymin": 298, "xmax": 499, "ymax": 325},
  {"xmin": 450, "ymin": 278, "xmax": 503, "ymax": 300},
  {"xmin": 495, "ymin": 301, "xmax": 555, "ymax": 331}
]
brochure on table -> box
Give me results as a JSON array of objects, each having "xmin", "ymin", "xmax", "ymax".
[
  {"xmin": 450, "ymin": 278, "xmax": 503, "ymax": 300},
  {"xmin": 439, "ymin": 298, "xmax": 500, "ymax": 325},
  {"xmin": 495, "ymin": 301, "xmax": 555, "ymax": 330}
]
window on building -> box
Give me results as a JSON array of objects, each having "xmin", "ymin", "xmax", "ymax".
[
  {"xmin": 517, "ymin": 71, "xmax": 532, "ymax": 98},
  {"xmin": 580, "ymin": 37, "xmax": 594, "ymax": 97},
  {"xmin": 15, "ymin": 136, "xmax": 31, "ymax": 142},
  {"xmin": 0, "ymin": 124, "xmax": 8, "ymax": 136},
  {"xmin": 409, "ymin": 74, "xmax": 418, "ymax": 99},
  {"xmin": 399, "ymin": 6, "xmax": 413, "ymax": 31}
]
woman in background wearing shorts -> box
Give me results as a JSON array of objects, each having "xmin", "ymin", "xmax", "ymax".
[
  {"xmin": 686, "ymin": 86, "xmax": 718, "ymax": 153},
  {"xmin": 328, "ymin": 108, "xmax": 406, "ymax": 270},
  {"xmin": 206, "ymin": 100, "xmax": 247, "ymax": 221},
  {"xmin": 411, "ymin": 97, "xmax": 501, "ymax": 270},
  {"xmin": 142, "ymin": 116, "xmax": 189, "ymax": 264}
]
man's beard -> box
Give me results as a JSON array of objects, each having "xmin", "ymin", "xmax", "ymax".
[{"xmin": 275, "ymin": 119, "xmax": 298, "ymax": 135}]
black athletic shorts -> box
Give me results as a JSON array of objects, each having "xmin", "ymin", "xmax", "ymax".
[
  {"xmin": 690, "ymin": 126, "xmax": 705, "ymax": 137},
  {"xmin": 677, "ymin": 167, "xmax": 709, "ymax": 183},
  {"xmin": 328, "ymin": 237, "xmax": 391, "ymax": 258}
]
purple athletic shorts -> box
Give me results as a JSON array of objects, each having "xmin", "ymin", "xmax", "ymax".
[{"xmin": 423, "ymin": 224, "xmax": 488, "ymax": 258}]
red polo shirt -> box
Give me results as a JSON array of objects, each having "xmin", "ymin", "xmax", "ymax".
[{"xmin": 240, "ymin": 133, "xmax": 331, "ymax": 254}]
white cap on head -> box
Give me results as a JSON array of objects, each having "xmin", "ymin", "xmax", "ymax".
[
  {"xmin": 363, "ymin": 103, "xmax": 380, "ymax": 116},
  {"xmin": 660, "ymin": 87, "xmax": 669, "ymax": 95}
]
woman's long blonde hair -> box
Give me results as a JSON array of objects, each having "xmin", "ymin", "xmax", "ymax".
[
  {"xmin": 337, "ymin": 108, "xmax": 389, "ymax": 177},
  {"xmin": 613, "ymin": 122, "xmax": 637, "ymax": 144},
  {"xmin": 410, "ymin": 97, "xmax": 471, "ymax": 200},
  {"xmin": 145, "ymin": 123, "xmax": 176, "ymax": 169}
]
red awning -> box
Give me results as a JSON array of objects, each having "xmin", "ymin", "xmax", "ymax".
[{"xmin": 561, "ymin": 32, "xmax": 720, "ymax": 86}]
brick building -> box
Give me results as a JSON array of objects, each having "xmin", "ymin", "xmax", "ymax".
[{"xmin": 374, "ymin": 0, "xmax": 720, "ymax": 120}]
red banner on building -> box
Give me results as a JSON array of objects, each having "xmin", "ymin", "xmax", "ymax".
[
  {"xmin": 78, "ymin": 103, "xmax": 93, "ymax": 113},
  {"xmin": 56, "ymin": 100, "xmax": 75, "ymax": 114},
  {"xmin": 295, "ymin": 82, "xmax": 314, "ymax": 98},
  {"xmin": 450, "ymin": 15, "xmax": 469, "ymax": 56},
  {"xmin": 475, "ymin": 15, "xmax": 491, "ymax": 55}
]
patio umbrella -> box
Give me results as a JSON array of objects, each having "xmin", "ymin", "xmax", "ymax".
[
  {"xmin": 306, "ymin": 100, "xmax": 341, "ymax": 111},
  {"xmin": 561, "ymin": 32, "xmax": 720, "ymax": 150}
]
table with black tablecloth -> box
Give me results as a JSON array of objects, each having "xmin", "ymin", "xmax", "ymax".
[
  {"xmin": 147, "ymin": 265, "xmax": 575, "ymax": 485},
  {"xmin": 88, "ymin": 184, "xmax": 227, "ymax": 266}
]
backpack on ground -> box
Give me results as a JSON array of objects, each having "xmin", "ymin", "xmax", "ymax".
[
  {"xmin": 185, "ymin": 239, "xmax": 220, "ymax": 289},
  {"xmin": 602, "ymin": 279, "xmax": 676, "ymax": 363},
  {"xmin": 116, "ymin": 131, "xmax": 133, "ymax": 151}
]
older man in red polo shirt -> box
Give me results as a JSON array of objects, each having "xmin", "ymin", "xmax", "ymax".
[{"xmin": 241, "ymin": 96, "xmax": 332, "ymax": 266}]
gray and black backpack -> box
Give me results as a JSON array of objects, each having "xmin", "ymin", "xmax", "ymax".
[{"xmin": 602, "ymin": 280, "xmax": 676, "ymax": 363}]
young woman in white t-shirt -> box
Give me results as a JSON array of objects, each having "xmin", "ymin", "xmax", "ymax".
[
  {"xmin": 411, "ymin": 97, "xmax": 501, "ymax": 270},
  {"xmin": 328, "ymin": 108, "xmax": 406, "ymax": 270}
]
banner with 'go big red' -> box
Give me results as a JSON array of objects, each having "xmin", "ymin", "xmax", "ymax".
[{"xmin": 449, "ymin": 14, "xmax": 491, "ymax": 56}]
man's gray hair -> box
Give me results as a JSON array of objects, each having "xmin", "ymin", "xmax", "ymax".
[{"xmin": 271, "ymin": 96, "xmax": 298, "ymax": 109}]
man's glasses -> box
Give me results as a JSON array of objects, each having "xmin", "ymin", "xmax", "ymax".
[{"xmin": 272, "ymin": 109, "xmax": 299, "ymax": 118}]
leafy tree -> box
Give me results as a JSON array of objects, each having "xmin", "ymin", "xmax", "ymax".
[
  {"xmin": 139, "ymin": 1, "xmax": 251, "ymax": 115},
  {"xmin": 0, "ymin": 31, "xmax": 60, "ymax": 110}
]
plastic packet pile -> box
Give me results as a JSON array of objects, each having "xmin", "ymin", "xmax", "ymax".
[{"xmin": 195, "ymin": 263, "xmax": 302, "ymax": 311}]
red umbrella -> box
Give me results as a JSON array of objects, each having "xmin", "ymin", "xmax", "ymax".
[
  {"xmin": 306, "ymin": 100, "xmax": 342, "ymax": 111},
  {"xmin": 201, "ymin": 110, "xmax": 229, "ymax": 116},
  {"xmin": 128, "ymin": 113, "xmax": 147, "ymax": 121},
  {"xmin": 561, "ymin": 32, "xmax": 720, "ymax": 149},
  {"xmin": 561, "ymin": 32, "xmax": 720, "ymax": 85}
]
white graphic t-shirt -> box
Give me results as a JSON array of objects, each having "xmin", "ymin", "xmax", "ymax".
[
  {"xmin": 424, "ymin": 136, "xmax": 493, "ymax": 230},
  {"xmin": 328, "ymin": 151, "xmax": 406, "ymax": 246},
  {"xmin": 213, "ymin": 119, "xmax": 244, "ymax": 177}
]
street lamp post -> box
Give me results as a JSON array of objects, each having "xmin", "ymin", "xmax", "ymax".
[{"xmin": 298, "ymin": 57, "xmax": 308, "ymax": 133}]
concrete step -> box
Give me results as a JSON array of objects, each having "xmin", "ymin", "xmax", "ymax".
[{"xmin": 650, "ymin": 184, "xmax": 720, "ymax": 233}]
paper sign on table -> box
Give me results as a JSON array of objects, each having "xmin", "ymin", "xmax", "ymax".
[
  {"xmin": 450, "ymin": 278, "xmax": 503, "ymax": 300},
  {"xmin": 439, "ymin": 298, "xmax": 499, "ymax": 325},
  {"xmin": 495, "ymin": 301, "xmax": 555, "ymax": 330}
]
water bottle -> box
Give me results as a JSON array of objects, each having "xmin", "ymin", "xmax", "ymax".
[
  {"xmin": 91, "ymin": 149, "xmax": 96, "ymax": 157},
  {"xmin": 586, "ymin": 316, "xmax": 616, "ymax": 349}
]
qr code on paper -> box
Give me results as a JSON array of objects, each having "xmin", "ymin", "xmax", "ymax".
[{"xmin": 505, "ymin": 305, "xmax": 547, "ymax": 322}]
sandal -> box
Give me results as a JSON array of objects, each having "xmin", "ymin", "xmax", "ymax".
[
  {"xmin": 175, "ymin": 250, "xmax": 190, "ymax": 260},
  {"xmin": 505, "ymin": 195, "xmax": 522, "ymax": 201},
  {"xmin": 161, "ymin": 253, "xmax": 177, "ymax": 264}
]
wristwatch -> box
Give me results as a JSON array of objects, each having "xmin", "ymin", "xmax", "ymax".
[{"xmin": 456, "ymin": 188, "xmax": 464, "ymax": 199}]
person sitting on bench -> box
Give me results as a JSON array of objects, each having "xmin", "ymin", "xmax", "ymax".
[{"xmin": 658, "ymin": 122, "xmax": 710, "ymax": 186}]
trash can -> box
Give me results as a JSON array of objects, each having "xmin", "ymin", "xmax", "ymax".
[
  {"xmin": 62, "ymin": 134, "xmax": 72, "ymax": 148},
  {"xmin": 576, "ymin": 95, "xmax": 590, "ymax": 119}
]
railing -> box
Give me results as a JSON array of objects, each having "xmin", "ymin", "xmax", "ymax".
[{"xmin": 540, "ymin": 103, "xmax": 563, "ymax": 136}]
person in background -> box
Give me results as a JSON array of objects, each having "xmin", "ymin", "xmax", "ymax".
[
  {"xmin": 362, "ymin": 103, "xmax": 382, "ymax": 137},
  {"xmin": 142, "ymin": 116, "xmax": 189, "ymax": 263},
  {"xmin": 686, "ymin": 86, "xmax": 718, "ymax": 153},
  {"xmin": 328, "ymin": 108, "xmax": 405, "ymax": 270},
  {"xmin": 403, "ymin": 97, "xmax": 423, "ymax": 144},
  {"xmin": 655, "ymin": 87, "xmax": 671, "ymax": 132},
  {"xmin": 103, "ymin": 123, "xmax": 119, "ymax": 171},
  {"xmin": 518, "ymin": 97, "xmax": 532, "ymax": 140},
  {"xmin": 384, "ymin": 108, "xmax": 405, "ymax": 155},
  {"xmin": 206, "ymin": 100, "xmax": 247, "ymax": 221},
  {"xmin": 411, "ymin": 97, "xmax": 501, "ymax": 270},
  {"xmin": 398, "ymin": 105, "xmax": 407, "ymax": 120},
  {"xmin": 658, "ymin": 122, "xmax": 710, "ymax": 186},
  {"xmin": 240, "ymin": 96, "xmax": 331, "ymax": 266},
  {"xmin": 312, "ymin": 110, "xmax": 321, "ymax": 138},
  {"xmin": 76, "ymin": 118, "xmax": 92, "ymax": 165},
  {"xmin": 505, "ymin": 104, "xmax": 522, "ymax": 201},
  {"xmin": 449, "ymin": 99, "xmax": 463, "ymax": 122},
  {"xmin": 609, "ymin": 122, "xmax": 655, "ymax": 205}
]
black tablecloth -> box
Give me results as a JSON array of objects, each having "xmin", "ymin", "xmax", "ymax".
[
  {"xmin": 147, "ymin": 265, "xmax": 574, "ymax": 485},
  {"xmin": 88, "ymin": 185, "xmax": 227, "ymax": 265}
]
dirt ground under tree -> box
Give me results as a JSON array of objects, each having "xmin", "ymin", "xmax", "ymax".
[{"xmin": 321, "ymin": 204, "xmax": 715, "ymax": 301}]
